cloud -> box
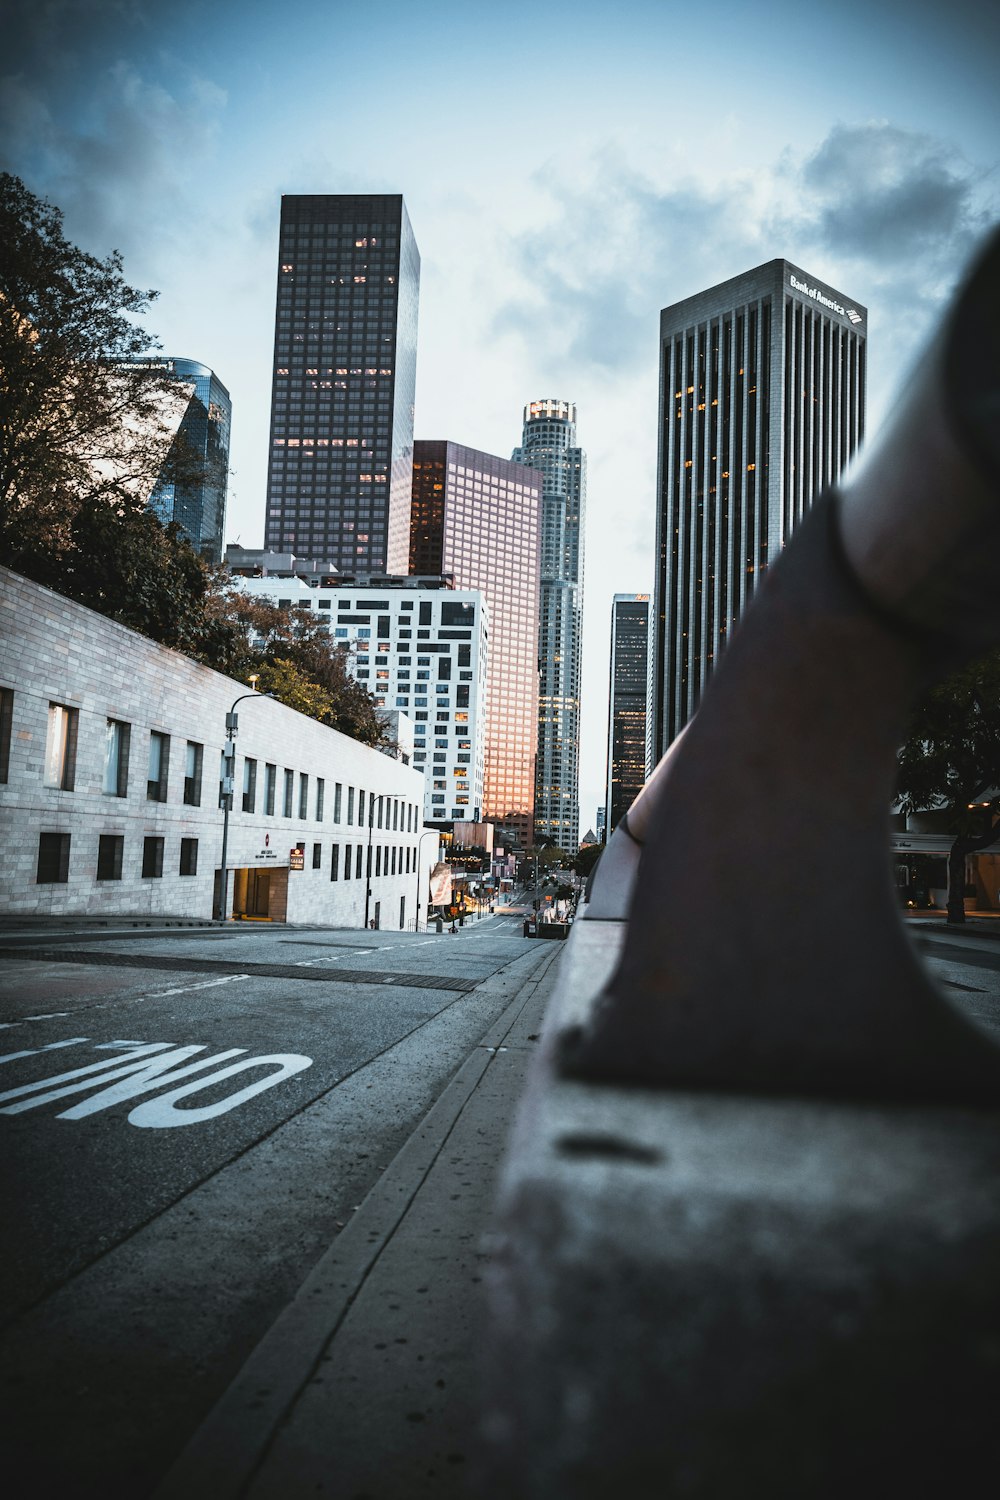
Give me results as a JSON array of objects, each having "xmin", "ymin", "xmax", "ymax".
[
  {"xmin": 492, "ymin": 123, "xmax": 996, "ymax": 411},
  {"xmin": 0, "ymin": 0, "xmax": 224, "ymax": 267}
]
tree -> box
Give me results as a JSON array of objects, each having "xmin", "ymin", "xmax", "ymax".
[
  {"xmin": 253, "ymin": 659, "xmax": 334, "ymax": 720},
  {"xmin": 896, "ymin": 648, "xmax": 1000, "ymax": 925},
  {"xmin": 572, "ymin": 843, "xmax": 604, "ymax": 880},
  {"xmin": 202, "ymin": 589, "xmax": 391, "ymax": 748},
  {"xmin": 0, "ymin": 171, "xmax": 212, "ymax": 630}
]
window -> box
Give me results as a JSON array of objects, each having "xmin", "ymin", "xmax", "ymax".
[
  {"xmin": 343, "ymin": 843, "xmax": 352, "ymax": 880},
  {"xmin": 376, "ymin": 846, "xmax": 382, "ymax": 877},
  {"xmin": 312, "ymin": 842, "xmax": 322, "ymax": 869},
  {"xmin": 316, "ymin": 778, "xmax": 325, "ymax": 821},
  {"xmin": 419, "ymin": 602, "xmax": 431, "ymax": 626},
  {"xmin": 265, "ymin": 763, "xmax": 277, "ymax": 816},
  {"xmin": 243, "ymin": 757, "xmax": 257, "ymax": 813},
  {"xmin": 347, "ymin": 786, "xmax": 355, "ymax": 825},
  {"xmin": 97, "ymin": 834, "xmax": 123, "ymax": 881},
  {"xmin": 179, "ymin": 838, "xmax": 198, "ymax": 876},
  {"xmin": 331, "ymin": 844, "xmax": 340, "ymax": 881},
  {"xmin": 184, "ymin": 741, "xmax": 203, "ymax": 806},
  {"xmin": 44, "ymin": 704, "xmax": 78, "ymax": 790},
  {"xmin": 299, "ymin": 773, "xmax": 309, "ymax": 819},
  {"xmin": 142, "ymin": 836, "xmax": 164, "ymax": 878},
  {"xmin": 147, "ymin": 731, "xmax": 169, "ymax": 802},
  {"xmin": 37, "ymin": 831, "xmax": 70, "ymax": 883},
  {"xmin": 334, "ymin": 782, "xmax": 343, "ymax": 821},
  {"xmin": 283, "ymin": 769, "xmax": 294, "ymax": 817},
  {"xmin": 0, "ymin": 687, "xmax": 12, "ymax": 782},
  {"xmin": 103, "ymin": 720, "xmax": 130, "ymax": 797},
  {"xmin": 355, "ymin": 844, "xmax": 363, "ymax": 878}
]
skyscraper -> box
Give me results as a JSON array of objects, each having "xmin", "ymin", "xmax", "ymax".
[
  {"xmin": 606, "ymin": 593, "xmax": 650, "ymax": 835},
  {"xmin": 512, "ymin": 400, "xmax": 586, "ymax": 853},
  {"xmin": 121, "ymin": 356, "xmax": 231, "ymax": 562},
  {"xmin": 410, "ymin": 441, "xmax": 541, "ymax": 850},
  {"xmin": 264, "ymin": 194, "xmax": 419, "ymax": 574},
  {"xmin": 651, "ymin": 259, "xmax": 867, "ymax": 760}
]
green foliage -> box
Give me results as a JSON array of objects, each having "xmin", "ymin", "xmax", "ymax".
[
  {"xmin": 200, "ymin": 589, "xmax": 390, "ymax": 748},
  {"xmin": 897, "ymin": 648, "xmax": 1000, "ymax": 922},
  {"xmin": 253, "ymin": 658, "xmax": 334, "ymax": 720},
  {"xmin": 572, "ymin": 843, "xmax": 604, "ymax": 878},
  {"xmin": 0, "ymin": 174, "xmax": 388, "ymax": 748},
  {"xmin": 896, "ymin": 649, "xmax": 1000, "ymax": 832}
]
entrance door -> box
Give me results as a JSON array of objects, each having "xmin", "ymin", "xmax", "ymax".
[
  {"xmin": 233, "ymin": 867, "xmax": 271, "ymax": 918},
  {"xmin": 373, "ymin": 900, "xmax": 381, "ymax": 930}
]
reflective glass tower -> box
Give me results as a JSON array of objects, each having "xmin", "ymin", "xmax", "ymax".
[
  {"xmin": 651, "ymin": 259, "xmax": 867, "ymax": 760},
  {"xmin": 512, "ymin": 400, "xmax": 586, "ymax": 854},
  {"xmin": 264, "ymin": 194, "xmax": 419, "ymax": 573},
  {"xmin": 606, "ymin": 593, "xmax": 650, "ymax": 835},
  {"xmin": 124, "ymin": 356, "xmax": 231, "ymax": 562},
  {"xmin": 410, "ymin": 440, "xmax": 541, "ymax": 850}
]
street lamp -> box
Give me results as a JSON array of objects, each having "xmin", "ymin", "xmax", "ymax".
[
  {"xmin": 217, "ymin": 687, "xmax": 271, "ymax": 922},
  {"xmin": 415, "ymin": 828, "xmax": 441, "ymax": 932},
  {"xmin": 364, "ymin": 792, "xmax": 384, "ymax": 931}
]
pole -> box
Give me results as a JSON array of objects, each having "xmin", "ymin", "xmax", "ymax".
[
  {"xmin": 415, "ymin": 828, "xmax": 439, "ymax": 932},
  {"xmin": 217, "ymin": 689, "xmax": 267, "ymax": 923}
]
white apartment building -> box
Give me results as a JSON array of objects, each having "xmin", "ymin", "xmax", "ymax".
[
  {"xmin": 0, "ymin": 568, "xmax": 436, "ymax": 928},
  {"xmin": 229, "ymin": 571, "xmax": 488, "ymax": 828}
]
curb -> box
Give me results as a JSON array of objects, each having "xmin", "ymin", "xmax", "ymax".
[{"xmin": 152, "ymin": 942, "xmax": 561, "ymax": 1500}]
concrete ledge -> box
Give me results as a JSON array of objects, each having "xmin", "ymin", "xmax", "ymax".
[{"xmin": 480, "ymin": 917, "xmax": 1000, "ymax": 1497}]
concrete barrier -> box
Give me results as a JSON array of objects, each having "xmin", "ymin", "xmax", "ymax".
[{"xmin": 480, "ymin": 226, "xmax": 1000, "ymax": 1494}]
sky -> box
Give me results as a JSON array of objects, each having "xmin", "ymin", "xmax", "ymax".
[{"xmin": 3, "ymin": 0, "xmax": 999, "ymax": 834}]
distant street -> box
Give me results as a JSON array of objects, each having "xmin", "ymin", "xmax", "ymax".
[{"xmin": 0, "ymin": 914, "xmax": 539, "ymax": 1497}]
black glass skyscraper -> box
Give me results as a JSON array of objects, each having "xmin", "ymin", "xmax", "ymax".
[
  {"xmin": 264, "ymin": 194, "xmax": 420, "ymax": 573},
  {"xmin": 651, "ymin": 259, "xmax": 867, "ymax": 760},
  {"xmin": 606, "ymin": 593, "xmax": 650, "ymax": 835}
]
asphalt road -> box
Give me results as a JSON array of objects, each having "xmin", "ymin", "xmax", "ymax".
[{"xmin": 0, "ymin": 913, "xmax": 538, "ymax": 1498}]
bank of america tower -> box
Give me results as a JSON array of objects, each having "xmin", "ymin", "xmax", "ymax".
[
  {"xmin": 650, "ymin": 258, "xmax": 866, "ymax": 761},
  {"xmin": 513, "ymin": 400, "xmax": 586, "ymax": 854},
  {"xmin": 264, "ymin": 194, "xmax": 420, "ymax": 573}
]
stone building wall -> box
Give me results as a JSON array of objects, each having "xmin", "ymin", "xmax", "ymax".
[{"xmin": 0, "ymin": 568, "xmax": 430, "ymax": 927}]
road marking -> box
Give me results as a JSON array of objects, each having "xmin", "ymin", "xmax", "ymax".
[
  {"xmin": 151, "ymin": 975, "xmax": 249, "ymax": 997},
  {"xmin": 0, "ymin": 1038, "xmax": 313, "ymax": 1127},
  {"xmin": 24, "ymin": 1013, "xmax": 72, "ymax": 1021},
  {"xmin": 0, "ymin": 1037, "xmax": 89, "ymax": 1065}
]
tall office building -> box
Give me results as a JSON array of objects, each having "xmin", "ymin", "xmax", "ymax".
[
  {"xmin": 121, "ymin": 356, "xmax": 231, "ymax": 562},
  {"xmin": 410, "ymin": 441, "xmax": 541, "ymax": 850},
  {"xmin": 651, "ymin": 259, "xmax": 867, "ymax": 760},
  {"xmin": 606, "ymin": 593, "xmax": 650, "ymax": 835},
  {"xmin": 512, "ymin": 400, "xmax": 586, "ymax": 854},
  {"xmin": 264, "ymin": 194, "xmax": 419, "ymax": 574}
]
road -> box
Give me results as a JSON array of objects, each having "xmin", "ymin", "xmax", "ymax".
[
  {"xmin": 0, "ymin": 912, "xmax": 997, "ymax": 1498},
  {"xmin": 0, "ymin": 913, "xmax": 538, "ymax": 1497}
]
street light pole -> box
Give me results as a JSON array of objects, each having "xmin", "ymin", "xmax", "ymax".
[
  {"xmin": 364, "ymin": 793, "xmax": 383, "ymax": 930},
  {"xmin": 415, "ymin": 828, "xmax": 440, "ymax": 932},
  {"xmin": 217, "ymin": 684, "xmax": 268, "ymax": 923}
]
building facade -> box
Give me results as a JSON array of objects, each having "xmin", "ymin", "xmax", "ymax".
[
  {"xmin": 0, "ymin": 568, "xmax": 432, "ymax": 928},
  {"xmin": 228, "ymin": 570, "xmax": 487, "ymax": 829},
  {"xmin": 264, "ymin": 194, "xmax": 420, "ymax": 574},
  {"xmin": 123, "ymin": 356, "xmax": 231, "ymax": 562},
  {"xmin": 410, "ymin": 441, "xmax": 541, "ymax": 850},
  {"xmin": 511, "ymin": 401, "xmax": 586, "ymax": 853},
  {"xmin": 651, "ymin": 259, "xmax": 867, "ymax": 760},
  {"xmin": 606, "ymin": 593, "xmax": 650, "ymax": 835}
]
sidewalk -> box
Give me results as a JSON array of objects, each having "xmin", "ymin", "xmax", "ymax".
[{"xmin": 154, "ymin": 940, "xmax": 563, "ymax": 1500}]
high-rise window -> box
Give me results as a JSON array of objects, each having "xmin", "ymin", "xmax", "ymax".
[
  {"xmin": 147, "ymin": 732, "xmax": 169, "ymax": 802},
  {"xmin": 103, "ymin": 720, "xmax": 130, "ymax": 797},
  {"xmin": 37, "ymin": 832, "xmax": 70, "ymax": 883},
  {"xmin": 0, "ymin": 687, "xmax": 12, "ymax": 783},
  {"xmin": 97, "ymin": 834, "xmax": 124, "ymax": 881},
  {"xmin": 142, "ymin": 836, "xmax": 164, "ymax": 878},
  {"xmin": 184, "ymin": 741, "xmax": 203, "ymax": 806},
  {"xmin": 44, "ymin": 704, "xmax": 78, "ymax": 790}
]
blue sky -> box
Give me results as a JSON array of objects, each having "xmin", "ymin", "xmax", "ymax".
[{"xmin": 3, "ymin": 0, "xmax": 998, "ymax": 830}]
